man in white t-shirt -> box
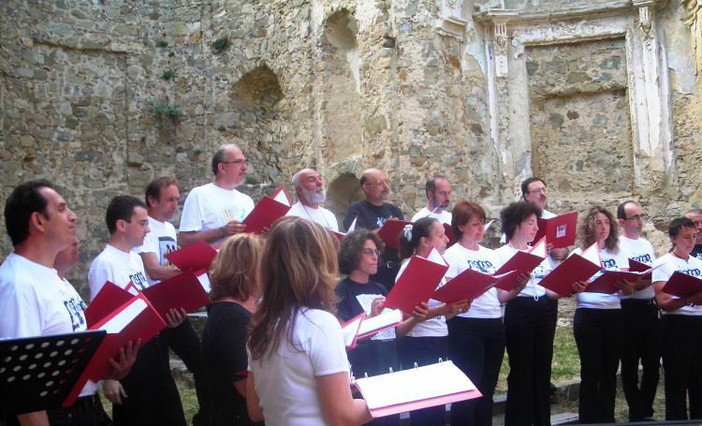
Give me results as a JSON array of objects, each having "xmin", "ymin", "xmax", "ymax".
[
  {"xmin": 89, "ymin": 195, "xmax": 187, "ymax": 426},
  {"xmin": 178, "ymin": 144, "xmax": 254, "ymax": 247},
  {"xmin": 134, "ymin": 177, "xmax": 211, "ymax": 426},
  {"xmin": 285, "ymin": 168, "xmax": 339, "ymax": 231},
  {"xmin": 521, "ymin": 177, "xmax": 567, "ymax": 258},
  {"xmin": 685, "ymin": 208, "xmax": 702, "ymax": 260},
  {"xmin": 616, "ymin": 200, "xmax": 660, "ymax": 422},
  {"xmin": 411, "ymin": 175, "xmax": 452, "ymax": 225},
  {"xmin": 0, "ymin": 180, "xmax": 136, "ymax": 426}
]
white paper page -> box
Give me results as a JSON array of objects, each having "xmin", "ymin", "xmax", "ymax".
[
  {"xmin": 272, "ymin": 187, "xmax": 290, "ymax": 206},
  {"xmin": 355, "ymin": 295, "xmax": 396, "ymax": 341},
  {"xmin": 99, "ymin": 298, "xmax": 147, "ymax": 334},
  {"xmin": 358, "ymin": 309, "xmax": 402, "ymax": 336},
  {"xmin": 356, "ymin": 361, "xmax": 476, "ymax": 410},
  {"xmin": 197, "ymin": 273, "xmax": 211, "ymax": 292},
  {"xmin": 528, "ymin": 238, "xmax": 547, "ymax": 258},
  {"xmin": 483, "ymin": 219, "xmax": 495, "ymax": 233},
  {"xmin": 347, "ymin": 217, "xmax": 357, "ymax": 233},
  {"xmin": 424, "ymin": 248, "xmax": 447, "ymax": 266},
  {"xmin": 341, "ymin": 316, "xmax": 364, "ymax": 347},
  {"xmin": 580, "ymin": 242, "xmax": 601, "ymax": 266}
]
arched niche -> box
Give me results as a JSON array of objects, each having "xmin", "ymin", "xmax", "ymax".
[{"xmin": 326, "ymin": 173, "xmax": 364, "ymax": 230}]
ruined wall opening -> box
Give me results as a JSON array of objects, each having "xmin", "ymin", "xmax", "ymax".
[
  {"xmin": 229, "ymin": 65, "xmax": 284, "ymax": 185},
  {"xmin": 319, "ymin": 10, "xmax": 362, "ymax": 166},
  {"xmin": 326, "ymin": 173, "xmax": 364, "ymax": 229}
]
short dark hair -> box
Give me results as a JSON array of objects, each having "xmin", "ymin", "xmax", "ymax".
[
  {"xmin": 451, "ymin": 200, "xmax": 486, "ymax": 239},
  {"xmin": 211, "ymin": 147, "xmax": 228, "ymax": 176},
  {"xmin": 669, "ymin": 217, "xmax": 696, "ymax": 238},
  {"xmin": 106, "ymin": 195, "xmax": 147, "ymax": 235},
  {"xmin": 4, "ymin": 180, "xmax": 54, "ymax": 246},
  {"xmin": 399, "ymin": 217, "xmax": 438, "ymax": 259},
  {"xmin": 425, "ymin": 175, "xmax": 447, "ymax": 199},
  {"xmin": 500, "ymin": 201, "xmax": 542, "ymax": 241},
  {"xmin": 616, "ymin": 200, "xmax": 638, "ymax": 220},
  {"xmin": 338, "ymin": 229, "xmax": 385, "ymax": 275},
  {"xmin": 520, "ymin": 177, "xmax": 546, "ymax": 199},
  {"xmin": 145, "ymin": 176, "xmax": 177, "ymax": 208}
]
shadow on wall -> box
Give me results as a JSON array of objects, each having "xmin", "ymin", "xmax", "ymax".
[{"xmin": 327, "ymin": 173, "xmax": 364, "ymax": 230}]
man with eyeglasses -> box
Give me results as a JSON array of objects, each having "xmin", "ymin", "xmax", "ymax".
[
  {"xmin": 343, "ymin": 168, "xmax": 404, "ymax": 290},
  {"xmin": 685, "ymin": 208, "xmax": 702, "ymax": 260},
  {"xmin": 616, "ymin": 200, "xmax": 660, "ymax": 422},
  {"xmin": 178, "ymin": 144, "xmax": 254, "ymax": 247},
  {"xmin": 285, "ymin": 168, "xmax": 339, "ymax": 231},
  {"xmin": 411, "ymin": 175, "xmax": 452, "ymax": 225}
]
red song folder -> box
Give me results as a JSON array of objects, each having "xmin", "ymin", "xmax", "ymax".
[
  {"xmin": 141, "ymin": 270, "xmax": 210, "ymax": 317},
  {"xmin": 354, "ymin": 360, "xmax": 482, "ymax": 418},
  {"xmin": 661, "ymin": 271, "xmax": 702, "ymax": 301},
  {"xmin": 532, "ymin": 211, "xmax": 578, "ymax": 249},
  {"xmin": 584, "ymin": 269, "xmax": 650, "ymax": 294},
  {"xmin": 539, "ymin": 243, "xmax": 601, "ymax": 297},
  {"xmin": 494, "ymin": 238, "xmax": 547, "ymax": 277},
  {"xmin": 242, "ymin": 185, "xmax": 291, "ymax": 234},
  {"xmin": 432, "ymin": 269, "xmax": 518, "ymax": 303},
  {"xmin": 84, "ymin": 281, "xmax": 134, "ymax": 328},
  {"xmin": 443, "ymin": 224, "xmax": 457, "ymax": 246},
  {"xmin": 384, "ymin": 249, "xmax": 448, "ymax": 313},
  {"xmin": 331, "ymin": 217, "xmax": 357, "ymax": 240},
  {"xmin": 629, "ymin": 258, "xmax": 652, "ymax": 273},
  {"xmin": 66, "ymin": 293, "xmax": 166, "ymax": 404},
  {"xmin": 164, "ymin": 240, "xmax": 217, "ymax": 272},
  {"xmin": 377, "ymin": 219, "xmax": 413, "ymax": 251}
]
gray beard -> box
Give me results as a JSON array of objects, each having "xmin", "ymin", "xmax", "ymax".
[{"xmin": 303, "ymin": 188, "xmax": 326, "ymax": 204}]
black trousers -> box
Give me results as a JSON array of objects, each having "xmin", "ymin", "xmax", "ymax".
[
  {"xmin": 447, "ymin": 317, "xmax": 505, "ymax": 426},
  {"xmin": 661, "ymin": 315, "xmax": 702, "ymax": 420},
  {"xmin": 620, "ymin": 298, "xmax": 661, "ymax": 421},
  {"xmin": 163, "ymin": 318, "xmax": 210, "ymax": 426},
  {"xmin": 504, "ymin": 297, "xmax": 557, "ymax": 426},
  {"xmin": 398, "ymin": 335, "xmax": 449, "ymax": 426},
  {"xmin": 573, "ymin": 308, "xmax": 622, "ymax": 424},
  {"xmin": 113, "ymin": 335, "xmax": 186, "ymax": 426}
]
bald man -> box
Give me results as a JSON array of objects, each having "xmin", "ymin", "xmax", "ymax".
[
  {"xmin": 343, "ymin": 168, "xmax": 404, "ymax": 289},
  {"xmin": 285, "ymin": 168, "xmax": 339, "ymax": 231}
]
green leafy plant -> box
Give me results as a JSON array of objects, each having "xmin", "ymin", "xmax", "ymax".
[
  {"xmin": 211, "ymin": 37, "xmax": 230, "ymax": 54},
  {"xmin": 153, "ymin": 101, "xmax": 183, "ymax": 131},
  {"xmin": 160, "ymin": 70, "xmax": 175, "ymax": 81},
  {"xmin": 155, "ymin": 39, "xmax": 169, "ymax": 48}
]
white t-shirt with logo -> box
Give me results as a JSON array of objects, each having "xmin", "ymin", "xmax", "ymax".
[
  {"xmin": 618, "ymin": 235, "xmax": 656, "ymax": 300},
  {"xmin": 494, "ymin": 244, "xmax": 554, "ymax": 299},
  {"xmin": 653, "ymin": 252, "xmax": 702, "ymax": 316},
  {"xmin": 574, "ymin": 246, "xmax": 628, "ymax": 309},
  {"xmin": 179, "ymin": 183, "xmax": 255, "ymax": 246},
  {"xmin": 411, "ymin": 207, "xmax": 452, "ymax": 225},
  {"xmin": 248, "ymin": 308, "xmax": 350, "ymax": 426},
  {"xmin": 285, "ymin": 201, "xmax": 339, "ymax": 232},
  {"xmin": 0, "ymin": 253, "xmax": 96, "ymax": 396},
  {"xmin": 134, "ymin": 216, "xmax": 178, "ymax": 285},
  {"xmin": 444, "ymin": 244, "xmax": 502, "ymax": 319},
  {"xmin": 396, "ymin": 259, "xmax": 448, "ymax": 337},
  {"xmin": 88, "ymin": 244, "xmax": 150, "ymax": 300}
]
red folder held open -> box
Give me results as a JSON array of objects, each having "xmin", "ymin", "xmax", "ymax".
[
  {"xmin": 532, "ymin": 211, "xmax": 578, "ymax": 249},
  {"xmin": 629, "ymin": 258, "xmax": 652, "ymax": 274},
  {"xmin": 84, "ymin": 281, "xmax": 134, "ymax": 328},
  {"xmin": 384, "ymin": 249, "xmax": 448, "ymax": 313},
  {"xmin": 585, "ymin": 266, "xmax": 660, "ymax": 294},
  {"xmin": 65, "ymin": 293, "xmax": 166, "ymax": 405},
  {"xmin": 242, "ymin": 186, "xmax": 291, "ymax": 234},
  {"xmin": 164, "ymin": 240, "xmax": 217, "ymax": 272},
  {"xmin": 142, "ymin": 270, "xmax": 210, "ymax": 317},
  {"xmin": 661, "ymin": 271, "xmax": 702, "ymax": 301},
  {"xmin": 377, "ymin": 219, "xmax": 413, "ymax": 251},
  {"xmin": 495, "ymin": 238, "xmax": 547, "ymax": 277},
  {"xmin": 539, "ymin": 243, "xmax": 601, "ymax": 297},
  {"xmin": 433, "ymin": 269, "xmax": 518, "ymax": 303}
]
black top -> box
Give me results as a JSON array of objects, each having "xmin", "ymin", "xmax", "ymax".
[
  {"xmin": 336, "ymin": 278, "xmax": 398, "ymax": 378},
  {"xmin": 202, "ymin": 301, "xmax": 257, "ymax": 426},
  {"xmin": 343, "ymin": 199, "xmax": 404, "ymax": 231},
  {"xmin": 692, "ymin": 244, "xmax": 702, "ymax": 261}
]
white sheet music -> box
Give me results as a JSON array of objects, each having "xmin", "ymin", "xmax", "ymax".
[
  {"xmin": 358, "ymin": 309, "xmax": 402, "ymax": 337},
  {"xmin": 355, "ymin": 361, "xmax": 476, "ymax": 410},
  {"xmin": 342, "ymin": 315, "xmax": 364, "ymax": 347},
  {"xmin": 197, "ymin": 273, "xmax": 211, "ymax": 292},
  {"xmin": 272, "ymin": 187, "xmax": 290, "ymax": 206}
]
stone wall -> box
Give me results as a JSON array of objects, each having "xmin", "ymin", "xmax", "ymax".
[{"xmin": 2, "ymin": 0, "xmax": 702, "ymax": 296}]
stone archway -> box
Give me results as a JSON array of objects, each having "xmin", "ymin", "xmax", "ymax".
[{"xmin": 326, "ymin": 172, "xmax": 364, "ymax": 230}]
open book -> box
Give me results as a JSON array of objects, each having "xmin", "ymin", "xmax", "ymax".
[
  {"xmin": 242, "ymin": 185, "xmax": 292, "ymax": 234},
  {"xmin": 341, "ymin": 309, "xmax": 403, "ymax": 349},
  {"xmin": 354, "ymin": 360, "xmax": 482, "ymax": 418}
]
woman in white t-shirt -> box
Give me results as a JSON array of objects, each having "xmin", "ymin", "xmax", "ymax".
[
  {"xmin": 443, "ymin": 200, "xmax": 523, "ymax": 426},
  {"xmin": 572, "ymin": 206, "xmax": 634, "ymax": 424},
  {"xmin": 495, "ymin": 201, "xmax": 583, "ymax": 426},
  {"xmin": 246, "ymin": 217, "xmax": 371, "ymax": 426},
  {"xmin": 396, "ymin": 217, "xmax": 470, "ymax": 426},
  {"xmin": 652, "ymin": 217, "xmax": 702, "ymax": 421}
]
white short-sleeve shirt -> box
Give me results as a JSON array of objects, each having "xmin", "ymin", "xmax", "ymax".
[
  {"xmin": 653, "ymin": 252, "xmax": 702, "ymax": 316},
  {"xmin": 444, "ymin": 243, "xmax": 502, "ymax": 319}
]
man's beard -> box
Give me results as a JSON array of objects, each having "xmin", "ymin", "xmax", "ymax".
[
  {"xmin": 431, "ymin": 199, "xmax": 449, "ymax": 211},
  {"xmin": 303, "ymin": 187, "xmax": 326, "ymax": 204}
]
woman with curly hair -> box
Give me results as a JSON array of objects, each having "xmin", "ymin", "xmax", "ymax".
[
  {"xmin": 202, "ymin": 233, "xmax": 263, "ymax": 426},
  {"xmin": 247, "ymin": 217, "xmax": 371, "ymax": 425},
  {"xmin": 572, "ymin": 206, "xmax": 634, "ymax": 423}
]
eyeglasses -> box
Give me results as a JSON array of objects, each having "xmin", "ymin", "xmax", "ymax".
[
  {"xmin": 528, "ymin": 187, "xmax": 547, "ymax": 194},
  {"xmin": 221, "ymin": 159, "xmax": 246, "ymax": 166},
  {"xmin": 361, "ymin": 249, "xmax": 381, "ymax": 257},
  {"xmin": 624, "ymin": 214, "xmax": 646, "ymax": 221}
]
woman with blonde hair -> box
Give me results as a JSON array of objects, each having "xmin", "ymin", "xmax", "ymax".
[
  {"xmin": 247, "ymin": 217, "xmax": 371, "ymax": 426},
  {"xmin": 202, "ymin": 233, "xmax": 263, "ymax": 426}
]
